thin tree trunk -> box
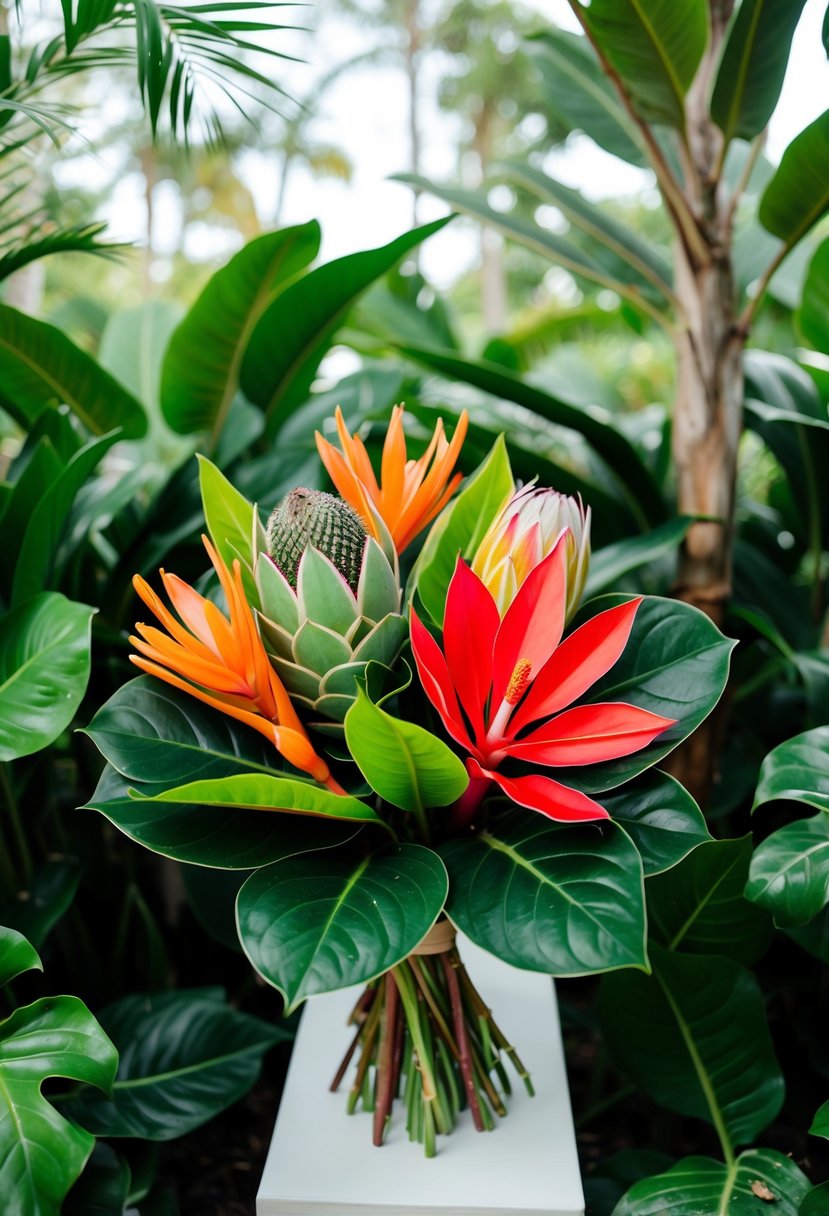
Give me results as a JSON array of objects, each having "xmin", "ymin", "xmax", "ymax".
[
  {"xmin": 404, "ymin": 0, "xmax": 421, "ymax": 228},
  {"xmin": 472, "ymin": 107, "xmax": 506, "ymax": 332},
  {"xmin": 668, "ymin": 0, "xmax": 741, "ymax": 804}
]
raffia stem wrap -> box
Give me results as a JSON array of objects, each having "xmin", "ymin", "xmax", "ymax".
[{"xmin": 409, "ymin": 918, "xmax": 456, "ymax": 956}]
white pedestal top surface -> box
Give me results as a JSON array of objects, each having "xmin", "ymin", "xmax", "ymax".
[{"xmin": 256, "ymin": 935, "xmax": 585, "ymax": 1216}]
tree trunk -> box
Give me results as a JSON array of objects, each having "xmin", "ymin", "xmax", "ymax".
[
  {"xmin": 473, "ymin": 107, "xmax": 507, "ymax": 333},
  {"xmin": 404, "ymin": 0, "xmax": 421, "ymax": 229},
  {"xmin": 667, "ymin": 0, "xmax": 742, "ymax": 805}
]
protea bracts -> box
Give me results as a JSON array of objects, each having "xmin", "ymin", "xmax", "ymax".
[{"xmin": 257, "ymin": 488, "xmax": 406, "ymax": 730}]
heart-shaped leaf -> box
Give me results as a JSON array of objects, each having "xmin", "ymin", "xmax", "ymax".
[
  {"xmin": 647, "ymin": 837, "xmax": 773, "ymax": 964},
  {"xmin": 439, "ymin": 810, "xmax": 646, "ymax": 975},
  {"xmin": 801, "ymin": 1182, "xmax": 829, "ymax": 1216},
  {"xmin": 560, "ymin": 595, "xmax": 735, "ymax": 794},
  {"xmin": 0, "ymin": 592, "xmax": 95, "ymax": 762},
  {"xmin": 601, "ymin": 771, "xmax": 709, "ymax": 876},
  {"xmin": 753, "ymin": 726, "xmax": 829, "ymax": 813},
  {"xmin": 0, "ymin": 928, "xmax": 118, "ymax": 1216},
  {"xmin": 344, "ymin": 684, "xmax": 468, "ymax": 812},
  {"xmin": 84, "ymin": 765, "xmax": 359, "ymax": 868},
  {"xmin": 64, "ymin": 990, "xmax": 286, "ymax": 1140},
  {"xmin": 614, "ymin": 1150, "xmax": 810, "ymax": 1216},
  {"xmin": 810, "ymin": 1100, "xmax": 829, "ymax": 1139},
  {"xmin": 745, "ymin": 813, "xmax": 829, "ymax": 926},
  {"xmin": 237, "ymin": 843, "xmax": 448, "ymax": 1011},
  {"xmin": 600, "ymin": 945, "xmax": 784, "ymax": 1148},
  {"xmin": 83, "ymin": 677, "xmax": 278, "ymax": 787}
]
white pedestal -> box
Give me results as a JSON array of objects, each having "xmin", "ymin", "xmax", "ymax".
[{"xmin": 256, "ymin": 936, "xmax": 585, "ymax": 1216}]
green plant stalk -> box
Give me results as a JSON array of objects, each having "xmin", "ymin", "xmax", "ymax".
[{"xmin": 0, "ymin": 763, "xmax": 33, "ymax": 883}]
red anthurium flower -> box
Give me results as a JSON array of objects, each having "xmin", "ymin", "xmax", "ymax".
[{"xmin": 410, "ymin": 536, "xmax": 676, "ymax": 824}]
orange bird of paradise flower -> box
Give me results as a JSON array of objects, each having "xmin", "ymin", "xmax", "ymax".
[
  {"xmin": 130, "ymin": 535, "xmax": 342, "ymax": 792},
  {"xmin": 315, "ymin": 404, "xmax": 469, "ymax": 553}
]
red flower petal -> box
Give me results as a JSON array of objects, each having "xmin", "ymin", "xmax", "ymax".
[
  {"xmin": 443, "ymin": 558, "xmax": 499, "ymax": 743},
  {"xmin": 410, "ymin": 608, "xmax": 475, "ymax": 752},
  {"xmin": 511, "ymin": 598, "xmax": 643, "ymax": 733},
  {"xmin": 491, "ymin": 538, "xmax": 568, "ymax": 707},
  {"xmin": 508, "ymin": 701, "xmax": 676, "ymax": 767},
  {"xmin": 468, "ymin": 757, "xmax": 608, "ymax": 823}
]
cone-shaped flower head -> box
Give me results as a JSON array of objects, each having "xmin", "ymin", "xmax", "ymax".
[
  {"xmin": 260, "ymin": 488, "xmax": 406, "ymax": 730},
  {"xmin": 315, "ymin": 404, "xmax": 469, "ymax": 553},
  {"xmin": 411, "ymin": 536, "xmax": 675, "ymax": 825},
  {"xmin": 472, "ymin": 484, "xmax": 591, "ymax": 621},
  {"xmin": 130, "ymin": 536, "xmax": 334, "ymax": 787}
]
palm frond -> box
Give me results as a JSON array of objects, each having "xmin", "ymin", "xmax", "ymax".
[{"xmin": 0, "ymin": 220, "xmax": 124, "ymax": 283}]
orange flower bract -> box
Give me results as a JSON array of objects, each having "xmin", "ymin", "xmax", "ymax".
[
  {"xmin": 315, "ymin": 404, "xmax": 469, "ymax": 553},
  {"xmin": 130, "ymin": 536, "xmax": 336, "ymax": 789}
]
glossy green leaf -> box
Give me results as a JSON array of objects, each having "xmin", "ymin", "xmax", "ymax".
[
  {"xmin": 135, "ymin": 772, "xmax": 382, "ymax": 825},
  {"xmin": 614, "ymin": 1150, "xmax": 810, "ymax": 1216},
  {"xmin": 560, "ymin": 595, "xmax": 734, "ymax": 794},
  {"xmin": 84, "ymin": 764, "xmax": 360, "ymax": 869},
  {"xmin": 711, "ymin": 0, "xmax": 808, "ymax": 144},
  {"xmin": 0, "ymin": 925, "xmax": 42, "ymax": 987},
  {"xmin": 600, "ymin": 944, "xmax": 784, "ymax": 1147},
  {"xmin": 197, "ymin": 454, "xmax": 262, "ymax": 604},
  {"xmin": 440, "ymin": 810, "xmax": 647, "ymax": 975},
  {"xmin": 745, "ymin": 813, "xmax": 829, "ymax": 927},
  {"xmin": 759, "ymin": 110, "xmax": 829, "ymax": 246},
  {"xmin": 785, "ymin": 904, "xmax": 829, "ymax": 964},
  {"xmin": 601, "ymin": 771, "xmax": 710, "ymax": 877},
  {"xmin": 647, "ymin": 837, "xmax": 772, "ymax": 964},
  {"xmin": 237, "ymin": 843, "xmax": 448, "ymax": 1011},
  {"xmin": 754, "ymin": 726, "xmax": 829, "ymax": 813},
  {"xmin": 580, "ymin": 0, "xmax": 709, "ymax": 129},
  {"xmin": 12, "ymin": 431, "xmax": 120, "ymax": 604},
  {"xmin": 0, "ymin": 971, "xmax": 118, "ymax": 1216},
  {"xmin": 798, "ymin": 238, "xmax": 829, "ymax": 355},
  {"xmin": 161, "ymin": 223, "xmax": 321, "ymax": 438},
  {"xmin": 63, "ymin": 1143, "xmax": 131, "ymax": 1216},
  {"xmin": 1, "ymin": 860, "xmax": 82, "ymax": 951},
  {"xmin": 0, "ymin": 303, "xmax": 146, "ymax": 438},
  {"xmin": 801, "ymin": 1182, "xmax": 829, "ymax": 1216},
  {"xmin": 240, "ymin": 219, "xmax": 451, "ymax": 434},
  {"xmin": 393, "ymin": 344, "xmax": 666, "ymax": 528},
  {"xmin": 0, "ymin": 593, "xmax": 95, "ymax": 762},
  {"xmin": 810, "ymin": 1100, "xmax": 829, "ymax": 1139},
  {"xmin": 526, "ymin": 29, "xmax": 647, "ymax": 166},
  {"xmin": 65, "ymin": 990, "xmax": 285, "ymax": 1141},
  {"xmin": 344, "ymin": 685, "xmax": 468, "ymax": 813},
  {"xmin": 84, "ymin": 676, "xmax": 279, "ymax": 787},
  {"xmin": 584, "ymin": 517, "xmax": 693, "ymax": 600},
  {"xmin": 410, "ymin": 435, "xmax": 513, "ymax": 624}
]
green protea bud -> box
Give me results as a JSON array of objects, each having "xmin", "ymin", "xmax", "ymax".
[{"xmin": 267, "ymin": 488, "xmax": 368, "ymax": 592}]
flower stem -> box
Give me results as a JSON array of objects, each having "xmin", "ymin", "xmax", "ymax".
[
  {"xmin": 450, "ymin": 774, "xmax": 491, "ymax": 829},
  {"xmin": 441, "ymin": 952, "xmax": 485, "ymax": 1132}
]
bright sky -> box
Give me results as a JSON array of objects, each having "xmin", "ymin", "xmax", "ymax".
[{"xmin": 93, "ymin": 0, "xmax": 829, "ymax": 290}]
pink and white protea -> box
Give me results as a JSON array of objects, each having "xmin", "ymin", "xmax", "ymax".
[{"xmin": 471, "ymin": 485, "xmax": 591, "ymax": 621}]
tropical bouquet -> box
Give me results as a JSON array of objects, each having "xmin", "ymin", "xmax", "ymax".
[{"xmin": 83, "ymin": 404, "xmax": 732, "ymax": 1156}]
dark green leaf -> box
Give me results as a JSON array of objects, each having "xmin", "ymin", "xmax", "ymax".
[
  {"xmin": 84, "ymin": 764, "xmax": 360, "ymax": 869},
  {"xmin": 754, "ymin": 726, "xmax": 829, "ymax": 813},
  {"xmin": 799, "ymin": 237, "xmax": 829, "ymax": 355},
  {"xmin": 600, "ymin": 945, "xmax": 784, "ymax": 1147},
  {"xmin": 584, "ymin": 517, "xmax": 693, "ymax": 599},
  {"xmin": 0, "ymin": 593, "xmax": 95, "ymax": 762},
  {"xmin": 810, "ymin": 1100, "xmax": 829, "ymax": 1139},
  {"xmin": 344, "ymin": 684, "xmax": 468, "ymax": 812},
  {"xmin": 182, "ymin": 866, "xmax": 250, "ymax": 953},
  {"xmin": 711, "ymin": 0, "xmax": 808, "ymax": 144},
  {"xmin": 801, "ymin": 1182, "xmax": 829, "ymax": 1216},
  {"xmin": 393, "ymin": 344, "xmax": 666, "ymax": 528},
  {"xmin": 65, "ymin": 991, "xmax": 285, "ymax": 1140},
  {"xmin": 526, "ymin": 29, "xmax": 647, "ymax": 166},
  {"xmin": 647, "ymin": 837, "xmax": 772, "ymax": 964},
  {"xmin": 161, "ymin": 223, "xmax": 320, "ymax": 438},
  {"xmin": 0, "ymin": 304, "xmax": 146, "ymax": 438},
  {"xmin": 759, "ymin": 110, "xmax": 829, "ymax": 246},
  {"xmin": 601, "ymin": 771, "xmax": 710, "ymax": 877},
  {"xmin": 237, "ymin": 844, "xmax": 448, "ymax": 1011},
  {"xmin": 83, "ymin": 676, "xmax": 279, "ymax": 787},
  {"xmin": 614, "ymin": 1150, "xmax": 810, "ymax": 1216},
  {"xmin": 240, "ymin": 219, "xmax": 451, "ymax": 434},
  {"xmin": 785, "ymin": 904, "xmax": 829, "ymax": 963},
  {"xmin": 0, "ymin": 924, "xmax": 42, "ymax": 987},
  {"xmin": 560, "ymin": 595, "xmax": 734, "ymax": 794},
  {"xmin": 440, "ymin": 810, "xmax": 647, "ymax": 975},
  {"xmin": 579, "ymin": 0, "xmax": 709, "ymax": 129},
  {"xmin": 63, "ymin": 1143, "xmax": 131, "ymax": 1216},
  {"xmin": 0, "ymin": 860, "xmax": 82, "ymax": 951},
  {"xmin": 746, "ymin": 813, "xmax": 829, "ymax": 927}
]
